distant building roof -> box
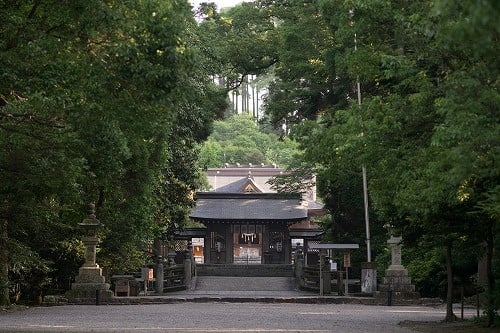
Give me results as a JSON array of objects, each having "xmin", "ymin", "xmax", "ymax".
[
  {"xmin": 214, "ymin": 176, "xmax": 263, "ymax": 193},
  {"xmin": 190, "ymin": 192, "xmax": 307, "ymax": 223},
  {"xmin": 207, "ymin": 167, "xmax": 285, "ymax": 193}
]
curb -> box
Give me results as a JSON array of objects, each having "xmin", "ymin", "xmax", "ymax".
[{"xmin": 44, "ymin": 294, "xmax": 441, "ymax": 306}]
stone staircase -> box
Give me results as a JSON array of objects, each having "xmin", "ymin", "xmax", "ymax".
[
  {"xmin": 194, "ymin": 276, "xmax": 297, "ymax": 293},
  {"xmin": 196, "ymin": 264, "xmax": 294, "ymax": 277}
]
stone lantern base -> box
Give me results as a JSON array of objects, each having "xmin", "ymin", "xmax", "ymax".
[
  {"xmin": 375, "ymin": 265, "xmax": 420, "ymax": 304},
  {"xmin": 66, "ymin": 266, "xmax": 113, "ymax": 303}
]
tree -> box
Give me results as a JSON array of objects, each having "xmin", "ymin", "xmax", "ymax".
[
  {"xmin": 194, "ymin": 1, "xmax": 278, "ymax": 117},
  {"xmin": 0, "ymin": 0, "xmax": 223, "ymax": 304},
  {"xmin": 260, "ymin": 0, "xmax": 499, "ymax": 322},
  {"xmin": 197, "ymin": 114, "xmax": 299, "ymax": 169}
]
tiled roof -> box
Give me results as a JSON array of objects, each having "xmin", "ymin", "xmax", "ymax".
[
  {"xmin": 190, "ymin": 193, "xmax": 307, "ymax": 222},
  {"xmin": 213, "ymin": 177, "xmax": 248, "ymax": 192},
  {"xmin": 214, "ymin": 177, "xmax": 263, "ymax": 193}
]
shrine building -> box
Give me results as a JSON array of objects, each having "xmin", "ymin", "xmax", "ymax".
[{"xmin": 182, "ymin": 165, "xmax": 324, "ymax": 265}]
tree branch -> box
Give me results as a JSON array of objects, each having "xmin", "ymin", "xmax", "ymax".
[
  {"xmin": 27, "ymin": 1, "xmax": 41, "ymax": 19},
  {"xmin": 0, "ymin": 112, "xmax": 66, "ymax": 129}
]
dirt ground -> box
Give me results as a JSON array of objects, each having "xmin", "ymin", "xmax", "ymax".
[{"xmin": 400, "ymin": 320, "xmax": 500, "ymax": 333}]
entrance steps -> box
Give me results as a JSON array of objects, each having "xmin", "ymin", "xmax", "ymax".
[
  {"xmin": 194, "ymin": 276, "xmax": 296, "ymax": 293},
  {"xmin": 197, "ymin": 264, "xmax": 294, "ymax": 277}
]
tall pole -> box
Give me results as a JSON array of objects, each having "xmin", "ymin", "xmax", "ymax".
[
  {"xmin": 362, "ymin": 166, "xmax": 371, "ymax": 262},
  {"xmin": 351, "ymin": 11, "xmax": 371, "ymax": 263}
]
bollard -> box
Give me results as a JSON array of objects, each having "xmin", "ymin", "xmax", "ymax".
[
  {"xmin": 476, "ymin": 288, "xmax": 480, "ymax": 318},
  {"xmin": 387, "ymin": 290, "xmax": 392, "ymax": 306},
  {"xmin": 95, "ymin": 289, "xmax": 100, "ymax": 306},
  {"xmin": 461, "ymin": 286, "xmax": 464, "ymax": 319}
]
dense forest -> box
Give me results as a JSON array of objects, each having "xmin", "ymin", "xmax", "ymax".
[
  {"xmin": 195, "ymin": 0, "xmax": 498, "ymax": 323},
  {"xmin": 197, "ymin": 114, "xmax": 299, "ymax": 168},
  {"xmin": 1, "ymin": 0, "xmax": 498, "ymax": 325},
  {"xmin": 0, "ymin": 0, "xmax": 226, "ymax": 306}
]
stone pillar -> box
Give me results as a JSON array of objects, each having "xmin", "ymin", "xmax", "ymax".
[
  {"xmin": 66, "ymin": 204, "xmax": 112, "ymax": 303},
  {"xmin": 185, "ymin": 242, "xmax": 193, "ymax": 286},
  {"xmin": 376, "ymin": 232, "xmax": 419, "ymax": 303},
  {"xmin": 155, "ymin": 256, "xmax": 164, "ymax": 295},
  {"xmin": 361, "ymin": 261, "xmax": 377, "ymax": 294},
  {"xmin": 320, "ymin": 252, "xmax": 331, "ymax": 295},
  {"xmin": 184, "ymin": 254, "xmax": 192, "ymax": 289},
  {"xmin": 294, "ymin": 246, "xmax": 304, "ymax": 286}
]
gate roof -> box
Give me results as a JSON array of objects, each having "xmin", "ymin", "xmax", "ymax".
[{"xmin": 190, "ymin": 192, "xmax": 307, "ymax": 223}]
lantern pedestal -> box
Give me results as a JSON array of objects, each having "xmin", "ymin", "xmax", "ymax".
[{"xmin": 66, "ymin": 266, "xmax": 112, "ymax": 302}]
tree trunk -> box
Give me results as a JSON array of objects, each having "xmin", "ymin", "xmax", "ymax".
[
  {"xmin": 241, "ymin": 76, "xmax": 248, "ymax": 113},
  {"xmin": 485, "ymin": 220, "xmax": 495, "ymax": 327},
  {"xmin": 0, "ymin": 200, "xmax": 10, "ymax": 306},
  {"xmin": 445, "ymin": 242, "xmax": 456, "ymax": 322}
]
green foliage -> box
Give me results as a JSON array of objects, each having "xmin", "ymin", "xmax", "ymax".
[
  {"xmin": 406, "ymin": 245, "xmax": 447, "ymax": 298},
  {"xmin": 9, "ymin": 241, "xmax": 54, "ymax": 303},
  {"xmin": 257, "ymin": 0, "xmax": 499, "ymax": 312},
  {"xmin": 0, "ymin": 0, "xmax": 223, "ymax": 303},
  {"xmin": 195, "ymin": 1, "xmax": 278, "ymax": 91},
  {"xmin": 198, "ymin": 114, "xmax": 299, "ymax": 168}
]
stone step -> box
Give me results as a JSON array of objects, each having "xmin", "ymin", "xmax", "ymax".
[
  {"xmin": 194, "ymin": 276, "xmax": 296, "ymax": 292},
  {"xmin": 197, "ymin": 264, "xmax": 294, "ymax": 277},
  {"xmin": 378, "ymin": 284, "xmax": 416, "ymax": 292}
]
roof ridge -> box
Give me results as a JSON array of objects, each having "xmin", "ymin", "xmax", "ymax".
[{"xmin": 195, "ymin": 192, "xmax": 302, "ymax": 200}]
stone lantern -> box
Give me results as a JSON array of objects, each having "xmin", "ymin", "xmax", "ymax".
[
  {"xmin": 66, "ymin": 204, "xmax": 112, "ymax": 303},
  {"xmin": 375, "ymin": 223, "xmax": 419, "ymax": 304}
]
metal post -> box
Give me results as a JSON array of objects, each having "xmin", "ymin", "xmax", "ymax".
[
  {"xmin": 362, "ymin": 166, "xmax": 371, "ymax": 262},
  {"xmin": 350, "ymin": 10, "xmax": 372, "ymax": 263},
  {"xmin": 476, "ymin": 288, "xmax": 480, "ymax": 317}
]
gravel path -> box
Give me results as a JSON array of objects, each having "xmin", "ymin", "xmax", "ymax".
[{"xmin": 0, "ymin": 302, "xmax": 477, "ymax": 333}]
